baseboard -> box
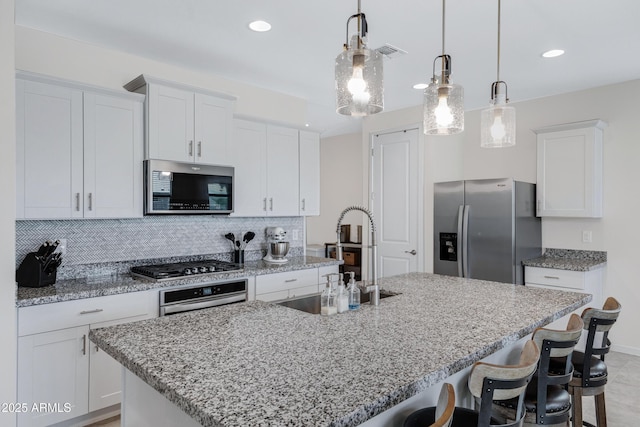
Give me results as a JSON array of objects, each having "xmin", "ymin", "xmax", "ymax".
[
  {"xmin": 611, "ymin": 343, "xmax": 640, "ymax": 356},
  {"xmin": 50, "ymin": 405, "xmax": 120, "ymax": 427}
]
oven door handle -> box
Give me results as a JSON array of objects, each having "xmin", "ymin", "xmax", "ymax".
[{"xmin": 161, "ymin": 293, "xmax": 246, "ymax": 316}]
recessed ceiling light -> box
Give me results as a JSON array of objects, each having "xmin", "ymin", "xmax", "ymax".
[
  {"xmin": 305, "ymin": 123, "xmax": 310, "ymax": 127},
  {"xmin": 249, "ymin": 20, "xmax": 271, "ymax": 32},
  {"xmin": 542, "ymin": 49, "xmax": 565, "ymax": 58},
  {"xmin": 413, "ymin": 83, "xmax": 428, "ymax": 90}
]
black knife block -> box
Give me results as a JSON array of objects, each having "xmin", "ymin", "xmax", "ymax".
[{"xmin": 16, "ymin": 252, "xmax": 58, "ymax": 288}]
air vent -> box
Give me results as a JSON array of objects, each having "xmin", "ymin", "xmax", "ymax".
[{"xmin": 374, "ymin": 44, "xmax": 408, "ymax": 59}]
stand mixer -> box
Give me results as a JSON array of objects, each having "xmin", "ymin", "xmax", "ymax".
[{"xmin": 263, "ymin": 227, "xmax": 290, "ymax": 263}]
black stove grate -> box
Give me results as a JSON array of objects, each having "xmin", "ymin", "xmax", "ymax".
[{"xmin": 131, "ymin": 260, "xmax": 243, "ymax": 280}]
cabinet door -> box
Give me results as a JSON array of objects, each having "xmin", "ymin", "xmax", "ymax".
[
  {"xmin": 147, "ymin": 84, "xmax": 194, "ymax": 162},
  {"xmin": 266, "ymin": 125, "xmax": 300, "ymax": 216},
  {"xmin": 16, "ymin": 79, "xmax": 83, "ymax": 219},
  {"xmin": 17, "ymin": 326, "xmax": 89, "ymax": 427},
  {"xmin": 536, "ymin": 122, "xmax": 604, "ymax": 217},
  {"xmin": 194, "ymin": 93, "xmax": 233, "ymax": 165},
  {"xmin": 83, "ymin": 92, "xmax": 143, "ymax": 218},
  {"xmin": 299, "ymin": 130, "xmax": 320, "ymax": 216},
  {"xmin": 231, "ymin": 119, "xmax": 268, "ymax": 216}
]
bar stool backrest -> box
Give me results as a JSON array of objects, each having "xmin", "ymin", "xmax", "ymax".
[
  {"xmin": 532, "ymin": 313, "xmax": 584, "ymax": 359},
  {"xmin": 468, "ymin": 340, "xmax": 540, "ymax": 427},
  {"xmin": 432, "ymin": 383, "xmax": 455, "ymax": 427},
  {"xmin": 580, "ymin": 297, "xmax": 621, "ymax": 388}
]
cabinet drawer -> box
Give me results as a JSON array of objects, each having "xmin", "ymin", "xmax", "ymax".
[
  {"xmin": 525, "ymin": 267, "xmax": 586, "ymax": 290},
  {"xmin": 255, "ymin": 290, "xmax": 289, "ymax": 302},
  {"xmin": 256, "ymin": 268, "xmax": 318, "ymax": 294},
  {"xmin": 318, "ymin": 265, "xmax": 339, "ymax": 280},
  {"xmin": 289, "ymin": 285, "xmax": 319, "ymax": 299},
  {"xmin": 19, "ymin": 290, "xmax": 156, "ymax": 337}
]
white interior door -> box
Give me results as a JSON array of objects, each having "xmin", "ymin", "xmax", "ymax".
[{"xmin": 371, "ymin": 128, "xmax": 421, "ymax": 278}]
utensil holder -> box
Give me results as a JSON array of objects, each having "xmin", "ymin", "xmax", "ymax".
[
  {"xmin": 233, "ymin": 249, "xmax": 245, "ymax": 264},
  {"xmin": 16, "ymin": 252, "xmax": 58, "ymax": 288}
]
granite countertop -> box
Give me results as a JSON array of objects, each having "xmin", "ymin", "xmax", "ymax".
[
  {"xmin": 90, "ymin": 272, "xmax": 590, "ymax": 427},
  {"xmin": 523, "ymin": 248, "xmax": 607, "ymax": 271},
  {"xmin": 16, "ymin": 256, "xmax": 341, "ymax": 308}
]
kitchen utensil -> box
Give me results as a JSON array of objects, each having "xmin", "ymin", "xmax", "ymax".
[
  {"xmin": 242, "ymin": 231, "xmax": 255, "ymax": 249},
  {"xmin": 224, "ymin": 233, "xmax": 236, "ymax": 250}
]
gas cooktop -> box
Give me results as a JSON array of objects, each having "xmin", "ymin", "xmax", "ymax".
[{"xmin": 131, "ymin": 260, "xmax": 244, "ymax": 281}]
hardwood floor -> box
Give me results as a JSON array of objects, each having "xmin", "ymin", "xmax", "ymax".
[{"xmin": 84, "ymin": 352, "xmax": 639, "ymax": 427}]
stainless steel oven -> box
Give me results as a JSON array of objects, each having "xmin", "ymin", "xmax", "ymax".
[{"xmin": 159, "ymin": 279, "xmax": 247, "ymax": 316}]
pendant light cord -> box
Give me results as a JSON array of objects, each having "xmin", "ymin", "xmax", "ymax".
[
  {"xmin": 496, "ymin": 0, "xmax": 501, "ymax": 82},
  {"xmin": 441, "ymin": 0, "xmax": 446, "ymax": 77}
]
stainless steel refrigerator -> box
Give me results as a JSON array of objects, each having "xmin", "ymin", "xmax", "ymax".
[{"xmin": 434, "ymin": 178, "xmax": 541, "ymax": 284}]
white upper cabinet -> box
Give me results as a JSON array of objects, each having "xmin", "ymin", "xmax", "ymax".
[
  {"xmin": 534, "ymin": 120, "xmax": 606, "ymax": 218},
  {"xmin": 231, "ymin": 119, "xmax": 300, "ymax": 216},
  {"xmin": 83, "ymin": 92, "xmax": 143, "ymax": 218},
  {"xmin": 266, "ymin": 125, "xmax": 300, "ymax": 216},
  {"xmin": 232, "ymin": 119, "xmax": 268, "ymax": 216},
  {"xmin": 124, "ymin": 75, "xmax": 235, "ymax": 166},
  {"xmin": 16, "ymin": 74, "xmax": 144, "ymax": 220},
  {"xmin": 299, "ymin": 130, "xmax": 320, "ymax": 216}
]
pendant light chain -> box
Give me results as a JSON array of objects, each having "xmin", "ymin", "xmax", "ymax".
[{"xmin": 357, "ymin": 0, "xmax": 362, "ymax": 49}]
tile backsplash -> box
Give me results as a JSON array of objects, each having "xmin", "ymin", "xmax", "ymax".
[{"xmin": 16, "ymin": 216, "xmax": 304, "ymax": 276}]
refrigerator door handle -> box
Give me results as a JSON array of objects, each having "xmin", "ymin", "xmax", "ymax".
[
  {"xmin": 457, "ymin": 205, "xmax": 464, "ymax": 277},
  {"xmin": 462, "ymin": 205, "xmax": 470, "ymax": 278}
]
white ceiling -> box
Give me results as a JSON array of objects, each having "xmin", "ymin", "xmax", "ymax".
[{"xmin": 15, "ymin": 0, "xmax": 640, "ymax": 137}]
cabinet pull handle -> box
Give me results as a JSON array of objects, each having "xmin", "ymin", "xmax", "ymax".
[
  {"xmin": 75, "ymin": 193, "xmax": 80, "ymax": 211},
  {"xmin": 285, "ymin": 278, "xmax": 297, "ymax": 283},
  {"xmin": 269, "ymin": 198, "xmax": 273, "ymax": 211},
  {"xmin": 197, "ymin": 141, "xmax": 202, "ymax": 157},
  {"xmin": 82, "ymin": 334, "xmax": 87, "ymax": 356},
  {"xmin": 189, "ymin": 140, "xmax": 193, "ymax": 156},
  {"xmin": 88, "ymin": 193, "xmax": 93, "ymax": 211},
  {"xmin": 537, "ymin": 200, "xmax": 541, "ymax": 214},
  {"xmin": 263, "ymin": 198, "xmax": 267, "ymax": 211},
  {"xmin": 543, "ymin": 275, "xmax": 560, "ymax": 279},
  {"xmin": 80, "ymin": 309, "xmax": 104, "ymax": 315},
  {"xmin": 95, "ymin": 345, "xmax": 99, "ymax": 353},
  {"xmin": 404, "ymin": 250, "xmax": 417, "ymax": 255},
  {"xmin": 301, "ymin": 198, "xmax": 306, "ymax": 211}
]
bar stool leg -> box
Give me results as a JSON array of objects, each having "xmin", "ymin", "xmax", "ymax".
[
  {"xmin": 572, "ymin": 387, "xmax": 583, "ymax": 427},
  {"xmin": 594, "ymin": 392, "xmax": 607, "ymax": 427}
]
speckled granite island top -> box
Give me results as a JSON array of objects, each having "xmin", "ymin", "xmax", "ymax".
[
  {"xmin": 523, "ymin": 248, "xmax": 607, "ymax": 271},
  {"xmin": 16, "ymin": 256, "xmax": 340, "ymax": 307},
  {"xmin": 89, "ymin": 273, "xmax": 591, "ymax": 427}
]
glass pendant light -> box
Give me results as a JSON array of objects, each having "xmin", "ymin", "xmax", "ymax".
[
  {"xmin": 424, "ymin": 0, "xmax": 464, "ymax": 135},
  {"xmin": 335, "ymin": 0, "xmax": 383, "ymax": 116},
  {"xmin": 481, "ymin": 0, "xmax": 516, "ymax": 148}
]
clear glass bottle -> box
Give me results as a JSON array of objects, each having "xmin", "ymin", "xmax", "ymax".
[
  {"xmin": 320, "ymin": 275, "xmax": 337, "ymax": 316},
  {"xmin": 336, "ymin": 273, "xmax": 349, "ymax": 313},
  {"xmin": 347, "ymin": 271, "xmax": 360, "ymax": 310}
]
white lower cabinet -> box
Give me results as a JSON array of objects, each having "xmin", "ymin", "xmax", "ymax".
[
  {"xmin": 525, "ymin": 266, "xmax": 604, "ymax": 309},
  {"xmin": 17, "ymin": 326, "xmax": 89, "ymax": 427},
  {"xmin": 255, "ymin": 265, "xmax": 339, "ymax": 302},
  {"xmin": 17, "ymin": 291, "xmax": 157, "ymax": 427}
]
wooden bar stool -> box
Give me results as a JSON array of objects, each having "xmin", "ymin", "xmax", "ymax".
[
  {"xmin": 559, "ymin": 297, "xmax": 621, "ymax": 427},
  {"xmin": 493, "ymin": 313, "xmax": 584, "ymax": 426},
  {"xmin": 404, "ymin": 340, "xmax": 540, "ymax": 427}
]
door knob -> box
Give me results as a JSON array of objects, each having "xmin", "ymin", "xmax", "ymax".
[{"xmin": 404, "ymin": 250, "xmax": 417, "ymax": 255}]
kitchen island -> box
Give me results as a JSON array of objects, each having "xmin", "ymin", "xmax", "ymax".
[{"xmin": 89, "ymin": 272, "xmax": 591, "ymax": 426}]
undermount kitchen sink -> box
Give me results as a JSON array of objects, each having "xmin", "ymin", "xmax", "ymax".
[{"xmin": 276, "ymin": 290, "xmax": 400, "ymax": 315}]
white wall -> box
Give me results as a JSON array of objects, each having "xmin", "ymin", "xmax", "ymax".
[
  {"xmin": 1, "ymin": 0, "xmax": 17, "ymax": 424},
  {"xmin": 306, "ymin": 133, "xmax": 364, "ymax": 245},
  {"xmin": 15, "ymin": 26, "xmax": 308, "ymax": 128},
  {"xmin": 359, "ymin": 80, "xmax": 640, "ymax": 355}
]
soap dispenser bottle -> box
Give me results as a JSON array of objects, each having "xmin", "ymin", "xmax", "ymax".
[
  {"xmin": 347, "ymin": 271, "xmax": 360, "ymax": 310},
  {"xmin": 336, "ymin": 273, "xmax": 349, "ymax": 314},
  {"xmin": 320, "ymin": 275, "xmax": 337, "ymax": 316}
]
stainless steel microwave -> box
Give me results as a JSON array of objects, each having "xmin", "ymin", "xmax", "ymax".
[{"xmin": 144, "ymin": 159, "xmax": 234, "ymax": 215}]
